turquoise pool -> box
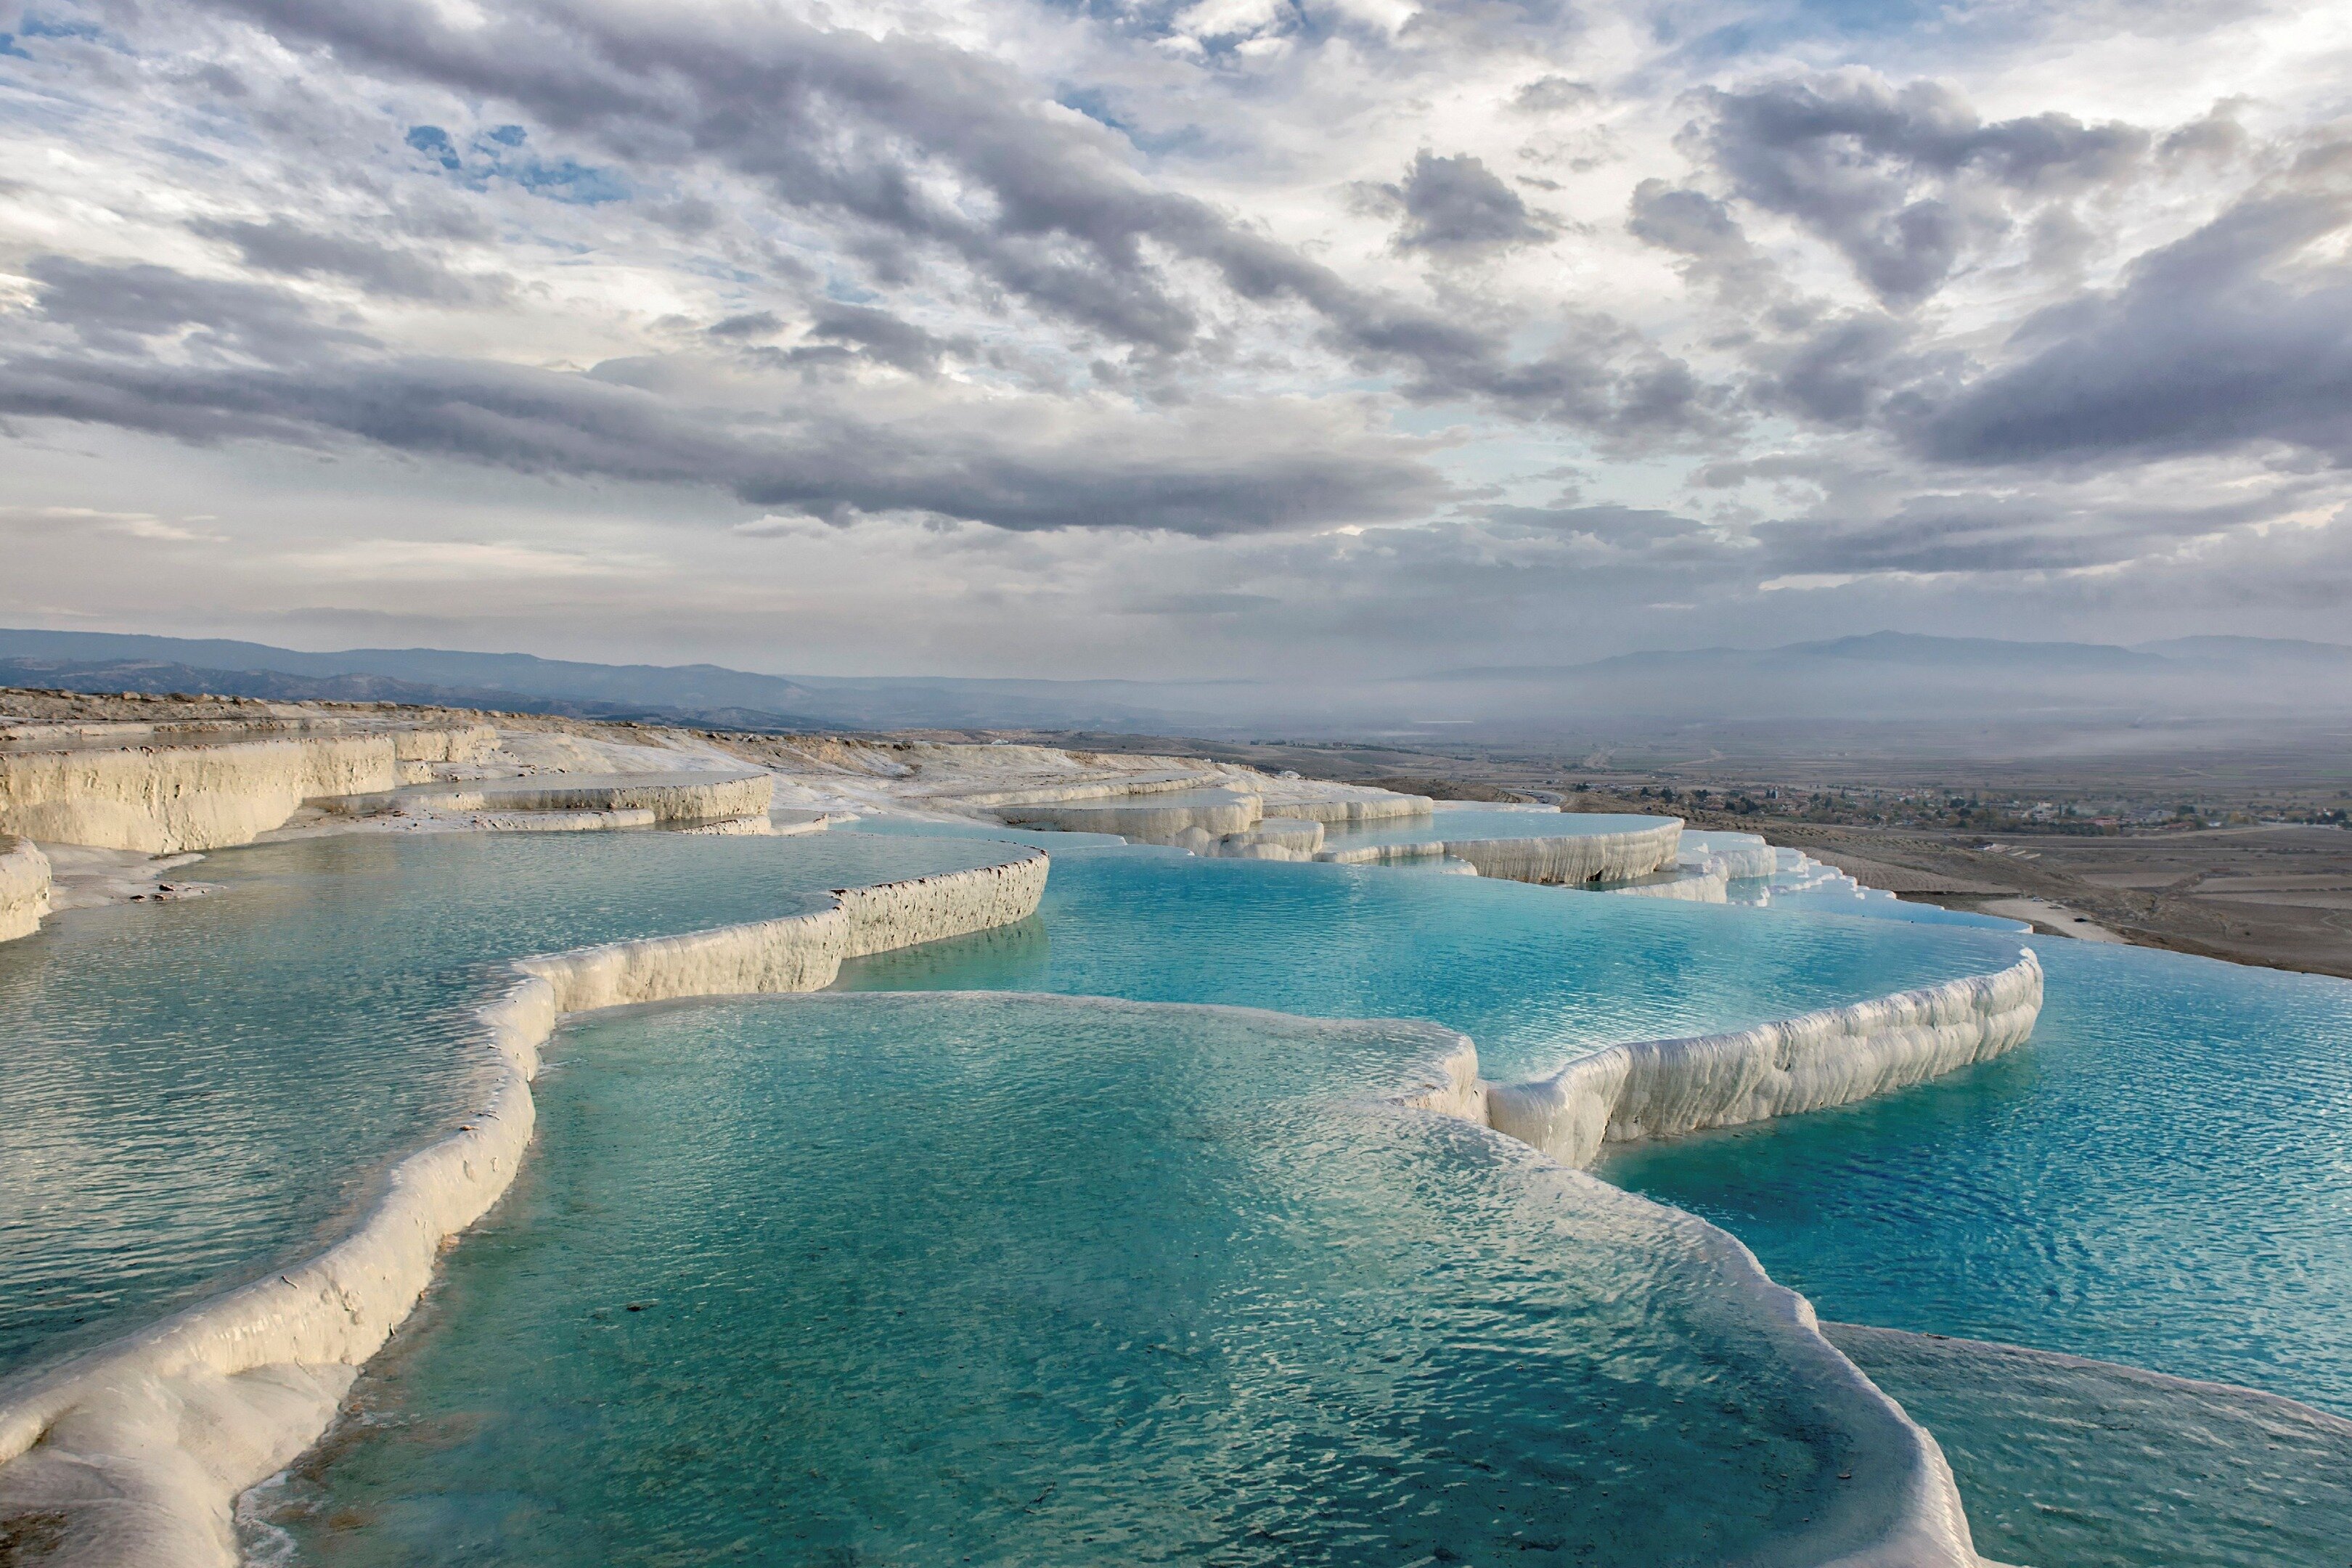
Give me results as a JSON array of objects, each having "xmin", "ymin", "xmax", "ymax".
[
  {"xmin": 12, "ymin": 817, "xmax": 2352, "ymax": 1568},
  {"xmin": 253, "ymin": 992, "xmax": 1932, "ymax": 1568},
  {"xmin": 0, "ymin": 828, "xmax": 1026, "ymax": 1377},
  {"xmin": 1598, "ymin": 936, "xmax": 2352, "ymax": 1412},
  {"xmin": 838, "ymin": 839, "xmax": 2026, "ymax": 1081}
]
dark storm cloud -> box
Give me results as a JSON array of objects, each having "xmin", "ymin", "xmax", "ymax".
[
  {"xmin": 205, "ymin": 0, "xmax": 1698, "ymax": 436},
  {"xmin": 1698, "ymin": 73, "xmax": 2147, "ymax": 304},
  {"xmin": 0, "ymin": 259, "xmax": 1448, "ymax": 536},
  {"xmin": 1913, "ymin": 181, "xmax": 2352, "ymax": 466},
  {"xmin": 1386, "ymin": 151, "xmax": 1553, "ymax": 254}
]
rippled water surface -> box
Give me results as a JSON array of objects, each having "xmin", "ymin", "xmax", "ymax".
[
  {"xmin": 1601, "ymin": 937, "xmax": 2352, "ymax": 1416},
  {"xmin": 22, "ymin": 812, "xmax": 2352, "ymax": 1568},
  {"xmin": 840, "ymin": 839, "xmax": 2026, "ymax": 1080},
  {"xmin": 261, "ymin": 993, "xmax": 1919, "ymax": 1568},
  {"xmin": 1824, "ymin": 1323, "xmax": 2352, "ymax": 1568},
  {"xmin": 0, "ymin": 828, "xmax": 1025, "ymax": 1376}
]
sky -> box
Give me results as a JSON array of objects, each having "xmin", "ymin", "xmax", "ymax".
[{"xmin": 1, "ymin": 0, "xmax": 2350, "ymax": 679}]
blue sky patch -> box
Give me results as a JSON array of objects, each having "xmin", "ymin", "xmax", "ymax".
[{"xmin": 405, "ymin": 124, "xmax": 462, "ymax": 170}]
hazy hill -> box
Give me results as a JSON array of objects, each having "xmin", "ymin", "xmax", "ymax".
[{"xmin": 3, "ymin": 627, "xmax": 2347, "ymax": 751}]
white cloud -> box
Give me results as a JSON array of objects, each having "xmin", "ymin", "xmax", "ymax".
[{"xmin": 0, "ymin": 0, "xmax": 2344, "ymax": 673}]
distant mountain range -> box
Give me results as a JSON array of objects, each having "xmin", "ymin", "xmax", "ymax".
[
  {"xmin": 3, "ymin": 627, "xmax": 2348, "ymax": 745},
  {"xmin": 0, "ymin": 629, "xmax": 1238, "ymax": 732}
]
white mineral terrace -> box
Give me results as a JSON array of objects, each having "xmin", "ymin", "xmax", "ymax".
[
  {"xmin": 318, "ymin": 769, "xmax": 775, "ymax": 825},
  {"xmin": 0, "ymin": 835, "xmax": 49, "ymax": 942},
  {"xmin": 0, "ymin": 841, "xmax": 2023, "ymax": 1568},
  {"xmin": 0, "ymin": 852, "xmax": 1053, "ymax": 1568},
  {"xmin": 993, "ymin": 785, "xmax": 1687, "ymax": 886},
  {"xmin": 0, "ymin": 718, "xmax": 2036, "ymax": 1567},
  {"xmin": 1487, "ymin": 952, "xmax": 2046, "ymax": 1169}
]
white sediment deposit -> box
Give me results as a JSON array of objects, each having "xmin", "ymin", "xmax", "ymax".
[
  {"xmin": 0, "ymin": 851, "xmax": 1050, "ymax": 1568},
  {"xmin": 324, "ymin": 769, "xmax": 773, "ymax": 827},
  {"xmin": 475, "ymin": 807, "xmax": 662, "ymax": 833},
  {"xmin": 993, "ymin": 780, "xmax": 1435, "ymax": 853},
  {"xmin": 997, "ymin": 785, "xmax": 1264, "ymax": 841},
  {"xmin": 1485, "ymin": 950, "xmax": 2044, "ymax": 1169},
  {"xmin": 0, "ymin": 735, "xmax": 404, "ymax": 854},
  {"xmin": 1704, "ymin": 834, "xmax": 1781, "ymax": 882},
  {"xmin": 0, "ymin": 834, "xmax": 50, "ymax": 942},
  {"xmin": 1440, "ymin": 822, "xmax": 1683, "ymax": 884},
  {"xmin": 1608, "ymin": 844, "xmax": 1735, "ymax": 902}
]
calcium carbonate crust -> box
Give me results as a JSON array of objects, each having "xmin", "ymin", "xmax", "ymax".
[
  {"xmin": 1485, "ymin": 951, "xmax": 2045, "ymax": 1169},
  {"xmin": 0, "ymin": 834, "xmax": 51, "ymax": 942},
  {"xmin": 0, "ymin": 850, "xmax": 1050, "ymax": 1568},
  {"xmin": 0, "ymin": 736, "xmax": 407, "ymax": 854},
  {"xmin": 0, "ymin": 830, "xmax": 2025, "ymax": 1568},
  {"xmin": 1315, "ymin": 820, "xmax": 1683, "ymax": 883}
]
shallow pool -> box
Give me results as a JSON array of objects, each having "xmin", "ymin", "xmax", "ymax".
[
  {"xmin": 0, "ymin": 828, "xmax": 1026, "ymax": 1377},
  {"xmin": 838, "ymin": 841, "xmax": 2028, "ymax": 1081},
  {"xmin": 1600, "ymin": 936, "xmax": 2352, "ymax": 1418},
  {"xmin": 255, "ymin": 992, "xmax": 1934, "ymax": 1568}
]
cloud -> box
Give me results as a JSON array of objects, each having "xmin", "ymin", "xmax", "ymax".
[
  {"xmin": 0, "ymin": 259, "xmax": 1450, "ymax": 536},
  {"xmin": 1628, "ymin": 179, "xmax": 1772, "ymax": 301},
  {"xmin": 1913, "ymin": 177, "xmax": 2352, "ymax": 466},
  {"xmin": 205, "ymin": 0, "xmax": 1692, "ymax": 436},
  {"xmin": 3, "ymin": 0, "xmax": 2350, "ymax": 669},
  {"xmin": 20, "ymin": 256, "xmax": 369, "ymax": 360},
  {"xmin": 189, "ymin": 216, "xmax": 502, "ymax": 303},
  {"xmin": 1696, "ymin": 70, "xmax": 2147, "ymax": 304},
  {"xmin": 1384, "ymin": 150, "xmax": 1554, "ymax": 255},
  {"xmin": 1752, "ymin": 473, "xmax": 2327, "ymax": 575},
  {"xmin": 1511, "ymin": 76, "xmax": 1597, "ymax": 114}
]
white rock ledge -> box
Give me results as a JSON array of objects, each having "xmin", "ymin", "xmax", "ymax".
[
  {"xmin": 322, "ymin": 770, "xmax": 773, "ymax": 826},
  {"xmin": 0, "ymin": 834, "xmax": 51, "ymax": 942},
  {"xmin": 0, "ymin": 736, "xmax": 404, "ymax": 854},
  {"xmin": 0, "ymin": 849, "xmax": 1050, "ymax": 1568},
  {"xmin": 1442, "ymin": 823, "xmax": 1683, "ymax": 884},
  {"xmin": 1486, "ymin": 950, "xmax": 2044, "ymax": 1169}
]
